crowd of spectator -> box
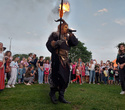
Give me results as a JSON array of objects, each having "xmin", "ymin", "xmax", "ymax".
[
  {"xmin": 70, "ymin": 58, "xmax": 119, "ymax": 86},
  {"xmin": 0, "ymin": 42, "xmax": 120, "ymax": 91}
]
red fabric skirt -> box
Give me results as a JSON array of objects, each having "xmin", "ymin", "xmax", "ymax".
[
  {"xmin": 0, "ymin": 62, "xmax": 5, "ymax": 90},
  {"xmin": 44, "ymin": 68, "xmax": 49, "ymax": 75}
]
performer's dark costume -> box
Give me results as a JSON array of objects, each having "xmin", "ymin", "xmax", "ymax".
[{"xmin": 46, "ymin": 29, "xmax": 78, "ymax": 104}]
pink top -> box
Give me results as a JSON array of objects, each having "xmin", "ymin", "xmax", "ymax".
[
  {"xmin": 82, "ymin": 65, "xmax": 85, "ymax": 76},
  {"xmin": 44, "ymin": 63, "xmax": 50, "ymax": 75},
  {"xmin": 78, "ymin": 66, "xmax": 82, "ymax": 75},
  {"xmin": 21, "ymin": 60, "xmax": 29, "ymax": 67},
  {"xmin": 72, "ymin": 64, "xmax": 76, "ymax": 74}
]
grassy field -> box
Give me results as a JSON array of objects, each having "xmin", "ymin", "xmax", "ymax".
[{"xmin": 0, "ymin": 83, "xmax": 125, "ymax": 110}]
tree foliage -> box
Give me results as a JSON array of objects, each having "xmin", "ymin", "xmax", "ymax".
[
  {"xmin": 13, "ymin": 54, "xmax": 29, "ymax": 62},
  {"xmin": 69, "ymin": 41, "xmax": 92, "ymax": 63}
]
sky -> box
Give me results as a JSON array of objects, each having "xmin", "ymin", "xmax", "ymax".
[{"xmin": 0, "ymin": 0, "xmax": 125, "ymax": 63}]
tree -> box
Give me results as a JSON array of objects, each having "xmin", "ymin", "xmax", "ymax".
[
  {"xmin": 69, "ymin": 41, "xmax": 92, "ymax": 63},
  {"xmin": 13, "ymin": 54, "xmax": 29, "ymax": 62},
  {"xmin": 45, "ymin": 57, "xmax": 50, "ymax": 61}
]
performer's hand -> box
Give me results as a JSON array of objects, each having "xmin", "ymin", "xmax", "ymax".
[
  {"xmin": 69, "ymin": 33, "xmax": 74, "ymax": 37},
  {"xmin": 55, "ymin": 40, "xmax": 64, "ymax": 46}
]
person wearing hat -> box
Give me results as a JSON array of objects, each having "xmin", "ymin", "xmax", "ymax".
[
  {"xmin": 116, "ymin": 43, "xmax": 125, "ymax": 95},
  {"xmin": 0, "ymin": 42, "xmax": 6, "ymax": 91},
  {"xmin": 46, "ymin": 19, "xmax": 78, "ymax": 104}
]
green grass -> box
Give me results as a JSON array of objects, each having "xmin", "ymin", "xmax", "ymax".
[{"xmin": 0, "ymin": 83, "xmax": 125, "ymax": 110}]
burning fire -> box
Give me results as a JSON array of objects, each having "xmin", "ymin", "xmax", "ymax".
[
  {"xmin": 59, "ymin": 2, "xmax": 70, "ymax": 13},
  {"xmin": 59, "ymin": 2, "xmax": 70, "ymax": 18}
]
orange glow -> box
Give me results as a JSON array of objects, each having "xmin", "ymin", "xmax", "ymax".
[{"xmin": 59, "ymin": 2, "xmax": 70, "ymax": 18}]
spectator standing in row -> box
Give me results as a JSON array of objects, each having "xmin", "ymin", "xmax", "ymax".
[
  {"xmin": 108, "ymin": 65, "xmax": 115, "ymax": 85},
  {"xmin": 81, "ymin": 62, "xmax": 85, "ymax": 83},
  {"xmin": 89, "ymin": 59, "xmax": 97, "ymax": 84},
  {"xmin": 30, "ymin": 54, "xmax": 38, "ymax": 82},
  {"xmin": 104, "ymin": 67, "xmax": 108, "ymax": 84},
  {"xmin": 18, "ymin": 64, "xmax": 23, "ymax": 84},
  {"xmin": 0, "ymin": 42, "xmax": 5, "ymax": 91},
  {"xmin": 44, "ymin": 60, "xmax": 50, "ymax": 84},
  {"xmin": 85, "ymin": 62, "xmax": 89, "ymax": 82},
  {"xmin": 4, "ymin": 51, "xmax": 12, "ymax": 81},
  {"xmin": 95, "ymin": 66, "xmax": 100, "ymax": 85},
  {"xmin": 114, "ymin": 66, "xmax": 119, "ymax": 85},
  {"xmin": 38, "ymin": 56, "xmax": 44, "ymax": 84},
  {"xmin": 6, "ymin": 57, "xmax": 19, "ymax": 88},
  {"xmin": 72, "ymin": 62, "xmax": 76, "ymax": 80}
]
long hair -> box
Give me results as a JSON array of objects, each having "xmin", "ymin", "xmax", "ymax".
[
  {"xmin": 57, "ymin": 23, "xmax": 68, "ymax": 33},
  {"xmin": 26, "ymin": 67, "xmax": 32, "ymax": 73},
  {"xmin": 5, "ymin": 51, "xmax": 12, "ymax": 57},
  {"xmin": 118, "ymin": 45, "xmax": 125, "ymax": 55},
  {"xmin": 0, "ymin": 42, "xmax": 3, "ymax": 52}
]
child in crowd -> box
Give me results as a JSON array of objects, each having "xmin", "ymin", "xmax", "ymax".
[
  {"xmin": 85, "ymin": 62, "xmax": 89, "ymax": 83},
  {"xmin": 71, "ymin": 66, "xmax": 81, "ymax": 85},
  {"xmin": 114, "ymin": 66, "xmax": 120, "ymax": 85},
  {"xmin": 6, "ymin": 57, "xmax": 19, "ymax": 88},
  {"xmin": 18, "ymin": 64, "xmax": 23, "ymax": 84},
  {"xmin": 81, "ymin": 62, "xmax": 85, "ymax": 83},
  {"xmin": 104, "ymin": 67, "xmax": 108, "ymax": 84},
  {"xmin": 71, "ymin": 62, "xmax": 76, "ymax": 80},
  {"xmin": 108, "ymin": 65, "xmax": 115, "ymax": 84},
  {"xmin": 44, "ymin": 60, "xmax": 50, "ymax": 84},
  {"xmin": 95, "ymin": 66, "xmax": 100, "ymax": 85}
]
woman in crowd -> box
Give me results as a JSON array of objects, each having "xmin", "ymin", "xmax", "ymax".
[
  {"xmin": 24, "ymin": 67, "xmax": 35, "ymax": 85},
  {"xmin": 44, "ymin": 60, "xmax": 50, "ymax": 84},
  {"xmin": 38, "ymin": 56, "xmax": 44, "ymax": 84},
  {"xmin": 116, "ymin": 43, "xmax": 125, "ymax": 94},
  {"xmin": 89, "ymin": 59, "xmax": 97, "ymax": 84},
  {"xmin": 4, "ymin": 51, "xmax": 12, "ymax": 81},
  {"xmin": 0, "ymin": 42, "xmax": 5, "ymax": 91},
  {"xmin": 6, "ymin": 57, "xmax": 19, "ymax": 88}
]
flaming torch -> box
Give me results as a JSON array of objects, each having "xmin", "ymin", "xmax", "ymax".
[{"xmin": 58, "ymin": 0, "xmax": 70, "ymax": 40}]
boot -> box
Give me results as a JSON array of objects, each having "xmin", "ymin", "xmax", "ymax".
[
  {"xmin": 49, "ymin": 88, "xmax": 58, "ymax": 104},
  {"xmin": 58, "ymin": 90, "xmax": 71, "ymax": 104}
]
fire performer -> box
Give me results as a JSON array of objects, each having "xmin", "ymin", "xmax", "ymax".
[{"xmin": 46, "ymin": 19, "xmax": 78, "ymax": 104}]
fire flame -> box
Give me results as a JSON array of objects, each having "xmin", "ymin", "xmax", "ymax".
[
  {"xmin": 59, "ymin": 2, "xmax": 70, "ymax": 13},
  {"xmin": 59, "ymin": 2, "xmax": 70, "ymax": 18}
]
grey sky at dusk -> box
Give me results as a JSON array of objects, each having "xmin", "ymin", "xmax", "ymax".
[{"xmin": 0, "ymin": 0, "xmax": 125, "ymax": 63}]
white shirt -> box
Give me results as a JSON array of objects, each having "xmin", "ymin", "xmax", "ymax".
[
  {"xmin": 10, "ymin": 61, "xmax": 18, "ymax": 68},
  {"xmin": 89, "ymin": 63, "xmax": 95, "ymax": 71},
  {"xmin": 0, "ymin": 52, "xmax": 4, "ymax": 61}
]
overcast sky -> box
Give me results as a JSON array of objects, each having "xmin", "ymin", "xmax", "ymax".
[{"xmin": 0, "ymin": 0, "xmax": 125, "ymax": 63}]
